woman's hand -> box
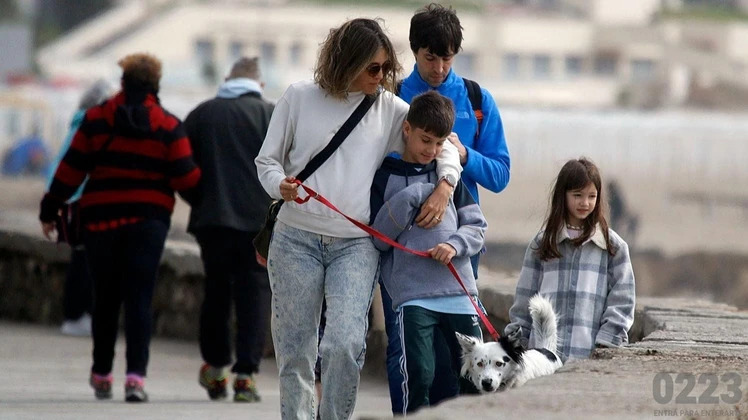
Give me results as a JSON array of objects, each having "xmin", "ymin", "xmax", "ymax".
[
  {"xmin": 415, "ymin": 180, "xmax": 452, "ymax": 228},
  {"xmin": 279, "ymin": 176, "xmax": 299, "ymax": 202},
  {"xmin": 429, "ymin": 243, "xmax": 456, "ymax": 265},
  {"xmin": 41, "ymin": 221, "xmax": 56, "ymax": 241}
]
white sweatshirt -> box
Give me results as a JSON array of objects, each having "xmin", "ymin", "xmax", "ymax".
[{"xmin": 255, "ymin": 80, "xmax": 462, "ymax": 238}]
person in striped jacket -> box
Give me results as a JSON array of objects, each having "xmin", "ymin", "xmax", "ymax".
[{"xmin": 40, "ymin": 53, "xmax": 201, "ymax": 403}]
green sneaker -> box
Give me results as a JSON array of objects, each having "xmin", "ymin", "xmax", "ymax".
[
  {"xmin": 233, "ymin": 376, "xmax": 261, "ymax": 402},
  {"xmin": 199, "ymin": 364, "xmax": 228, "ymax": 400}
]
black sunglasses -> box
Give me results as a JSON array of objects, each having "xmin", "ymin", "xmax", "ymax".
[{"xmin": 366, "ymin": 62, "xmax": 392, "ymax": 77}]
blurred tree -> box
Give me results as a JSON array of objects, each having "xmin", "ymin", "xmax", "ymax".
[
  {"xmin": 0, "ymin": 0, "xmax": 20, "ymax": 22},
  {"xmin": 34, "ymin": 0, "xmax": 115, "ymax": 47}
]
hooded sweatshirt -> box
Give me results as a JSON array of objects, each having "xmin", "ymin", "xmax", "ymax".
[
  {"xmin": 184, "ymin": 78, "xmax": 274, "ymax": 233},
  {"xmin": 370, "ymin": 157, "xmax": 487, "ymax": 310},
  {"xmin": 40, "ymin": 90, "xmax": 201, "ymax": 228}
]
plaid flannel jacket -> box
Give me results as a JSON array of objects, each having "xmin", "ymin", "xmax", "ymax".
[{"xmin": 505, "ymin": 225, "xmax": 636, "ymax": 361}]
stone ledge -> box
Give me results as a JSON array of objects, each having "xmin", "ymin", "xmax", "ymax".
[{"xmin": 401, "ymin": 281, "xmax": 748, "ymax": 419}]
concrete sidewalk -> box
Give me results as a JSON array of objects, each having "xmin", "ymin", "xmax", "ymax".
[
  {"xmin": 0, "ymin": 322, "xmax": 390, "ymax": 420},
  {"xmin": 3, "ymin": 298, "xmax": 747, "ymax": 420}
]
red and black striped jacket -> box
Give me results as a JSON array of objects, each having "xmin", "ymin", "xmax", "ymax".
[{"xmin": 40, "ymin": 90, "xmax": 201, "ymax": 230}]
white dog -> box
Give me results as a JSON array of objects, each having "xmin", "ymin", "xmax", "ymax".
[{"xmin": 455, "ymin": 295, "xmax": 563, "ymax": 393}]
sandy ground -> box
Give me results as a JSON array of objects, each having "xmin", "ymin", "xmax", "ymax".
[{"xmin": 8, "ymin": 174, "xmax": 748, "ymax": 256}]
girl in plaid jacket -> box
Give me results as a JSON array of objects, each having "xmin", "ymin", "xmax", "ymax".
[{"xmin": 505, "ymin": 158, "xmax": 636, "ymax": 361}]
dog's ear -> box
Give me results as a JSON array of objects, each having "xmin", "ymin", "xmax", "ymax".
[{"xmin": 455, "ymin": 332, "xmax": 480, "ymax": 353}]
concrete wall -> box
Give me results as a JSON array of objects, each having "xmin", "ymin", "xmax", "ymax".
[{"xmin": 3, "ymin": 223, "xmax": 748, "ymax": 379}]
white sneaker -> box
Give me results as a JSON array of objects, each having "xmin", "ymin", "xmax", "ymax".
[{"xmin": 61, "ymin": 313, "xmax": 92, "ymax": 336}]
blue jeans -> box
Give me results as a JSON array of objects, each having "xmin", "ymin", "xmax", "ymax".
[{"xmin": 268, "ymin": 222, "xmax": 379, "ymax": 420}]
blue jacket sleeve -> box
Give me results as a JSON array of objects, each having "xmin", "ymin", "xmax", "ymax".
[
  {"xmin": 45, "ymin": 110, "xmax": 87, "ymax": 202},
  {"xmin": 462, "ymin": 90, "xmax": 510, "ymax": 194}
]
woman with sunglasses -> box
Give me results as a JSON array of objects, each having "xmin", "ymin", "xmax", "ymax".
[{"xmin": 255, "ymin": 18, "xmax": 462, "ymax": 420}]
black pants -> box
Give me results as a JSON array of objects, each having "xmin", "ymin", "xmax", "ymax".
[
  {"xmin": 195, "ymin": 227, "xmax": 271, "ymax": 375},
  {"xmin": 85, "ymin": 219, "xmax": 168, "ymax": 377},
  {"xmin": 63, "ymin": 246, "xmax": 93, "ymax": 320}
]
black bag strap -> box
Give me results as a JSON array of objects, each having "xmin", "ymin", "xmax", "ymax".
[
  {"xmin": 462, "ymin": 77, "xmax": 483, "ymax": 138},
  {"xmin": 296, "ymin": 92, "xmax": 378, "ymax": 182}
]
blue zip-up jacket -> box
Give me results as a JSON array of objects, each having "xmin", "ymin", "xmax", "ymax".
[
  {"xmin": 398, "ymin": 66, "xmax": 511, "ymax": 203},
  {"xmin": 370, "ymin": 157, "xmax": 487, "ymax": 310},
  {"xmin": 45, "ymin": 109, "xmax": 86, "ymax": 203}
]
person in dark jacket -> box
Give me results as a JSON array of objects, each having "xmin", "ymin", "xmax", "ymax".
[
  {"xmin": 45, "ymin": 79, "xmax": 113, "ymax": 337},
  {"xmin": 39, "ymin": 53, "xmax": 201, "ymax": 403},
  {"xmin": 184, "ymin": 57, "xmax": 274, "ymax": 403}
]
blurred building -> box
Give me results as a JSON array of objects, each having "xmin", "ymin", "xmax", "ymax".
[
  {"xmin": 33, "ymin": 0, "xmax": 748, "ymax": 109},
  {"xmin": 0, "ymin": 24, "xmax": 32, "ymax": 82}
]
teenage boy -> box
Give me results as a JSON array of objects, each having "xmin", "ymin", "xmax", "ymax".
[
  {"xmin": 370, "ymin": 91, "xmax": 486, "ymax": 415},
  {"xmin": 384, "ymin": 3, "xmax": 512, "ymax": 411}
]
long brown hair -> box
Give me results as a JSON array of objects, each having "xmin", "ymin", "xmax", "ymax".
[
  {"xmin": 314, "ymin": 18, "xmax": 401, "ymax": 98},
  {"xmin": 536, "ymin": 158, "xmax": 616, "ymax": 260}
]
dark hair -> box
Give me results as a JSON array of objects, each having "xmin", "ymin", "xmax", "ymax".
[
  {"xmin": 118, "ymin": 53, "xmax": 162, "ymax": 92},
  {"xmin": 229, "ymin": 56, "xmax": 260, "ymax": 80},
  {"xmin": 536, "ymin": 158, "xmax": 616, "ymax": 261},
  {"xmin": 409, "ymin": 3, "xmax": 463, "ymax": 56},
  {"xmin": 406, "ymin": 91, "xmax": 455, "ymax": 138},
  {"xmin": 314, "ymin": 18, "xmax": 401, "ymax": 98}
]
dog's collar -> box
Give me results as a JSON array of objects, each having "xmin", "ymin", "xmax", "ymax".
[{"xmin": 558, "ymin": 223, "xmax": 607, "ymax": 250}]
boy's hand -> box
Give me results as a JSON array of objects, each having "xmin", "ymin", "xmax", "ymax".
[
  {"xmin": 428, "ymin": 243, "xmax": 456, "ymax": 265},
  {"xmin": 416, "ymin": 182, "xmax": 451, "ymax": 228}
]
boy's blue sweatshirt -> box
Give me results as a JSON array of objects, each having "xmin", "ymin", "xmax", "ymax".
[{"xmin": 370, "ymin": 157, "xmax": 487, "ymax": 310}]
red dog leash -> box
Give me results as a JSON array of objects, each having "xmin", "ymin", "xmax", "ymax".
[{"xmin": 292, "ymin": 180, "xmax": 501, "ymax": 341}]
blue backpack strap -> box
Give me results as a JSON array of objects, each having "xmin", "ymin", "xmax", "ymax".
[{"xmin": 463, "ymin": 77, "xmax": 483, "ymax": 138}]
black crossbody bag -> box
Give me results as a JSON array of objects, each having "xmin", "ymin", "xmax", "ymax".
[{"xmin": 253, "ymin": 92, "xmax": 378, "ymax": 259}]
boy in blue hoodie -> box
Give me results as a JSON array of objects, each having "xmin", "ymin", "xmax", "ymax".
[{"xmin": 370, "ymin": 91, "xmax": 487, "ymax": 414}]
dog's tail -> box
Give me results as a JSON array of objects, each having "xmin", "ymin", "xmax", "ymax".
[{"xmin": 528, "ymin": 294, "xmax": 558, "ymax": 354}]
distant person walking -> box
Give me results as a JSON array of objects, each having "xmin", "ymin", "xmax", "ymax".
[
  {"xmin": 184, "ymin": 57, "xmax": 274, "ymax": 403},
  {"xmin": 45, "ymin": 79, "xmax": 112, "ymax": 337},
  {"xmin": 39, "ymin": 53, "xmax": 201, "ymax": 403},
  {"xmin": 607, "ymin": 179, "xmax": 639, "ymax": 246}
]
